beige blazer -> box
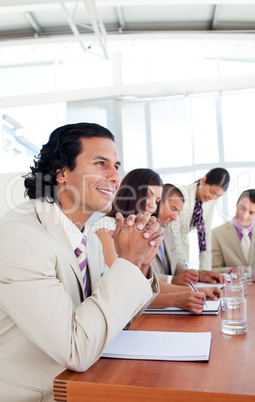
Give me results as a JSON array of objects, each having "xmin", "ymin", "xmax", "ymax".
[
  {"xmin": 151, "ymin": 227, "xmax": 186, "ymax": 282},
  {"xmin": 0, "ymin": 199, "xmax": 158, "ymax": 402},
  {"xmin": 212, "ymin": 219, "xmax": 255, "ymax": 273},
  {"xmin": 170, "ymin": 182, "xmax": 216, "ymax": 270}
]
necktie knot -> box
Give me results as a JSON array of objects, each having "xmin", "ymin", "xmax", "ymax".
[
  {"xmin": 242, "ymin": 228, "xmax": 249, "ymax": 237},
  {"xmin": 75, "ymin": 237, "xmax": 87, "ymax": 296},
  {"xmin": 75, "ymin": 237, "xmax": 87, "ymax": 257}
]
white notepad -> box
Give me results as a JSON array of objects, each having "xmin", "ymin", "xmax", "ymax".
[
  {"xmin": 102, "ymin": 330, "xmax": 212, "ymax": 362},
  {"xmin": 144, "ymin": 299, "xmax": 221, "ymax": 315}
]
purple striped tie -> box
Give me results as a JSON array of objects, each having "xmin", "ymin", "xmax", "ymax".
[{"xmin": 75, "ymin": 237, "xmax": 87, "ymax": 297}]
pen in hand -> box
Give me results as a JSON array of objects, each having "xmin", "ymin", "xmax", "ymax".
[{"xmin": 188, "ymin": 281, "xmax": 208, "ymax": 308}]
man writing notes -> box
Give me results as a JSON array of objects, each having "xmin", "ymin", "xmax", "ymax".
[
  {"xmin": 212, "ymin": 189, "xmax": 255, "ymax": 274},
  {"xmin": 0, "ymin": 123, "xmax": 161, "ymax": 402},
  {"xmin": 152, "ymin": 184, "xmax": 224, "ymax": 285}
]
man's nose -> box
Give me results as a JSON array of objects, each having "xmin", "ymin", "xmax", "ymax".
[{"xmin": 108, "ymin": 167, "xmax": 120, "ymax": 185}]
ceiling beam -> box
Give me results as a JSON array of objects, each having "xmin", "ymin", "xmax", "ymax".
[
  {"xmin": 25, "ymin": 11, "xmax": 43, "ymax": 35},
  {"xmin": 1, "ymin": 1, "xmax": 255, "ymax": 14},
  {"xmin": 59, "ymin": 0, "xmax": 108, "ymax": 58},
  {"xmin": 1, "ymin": 74, "xmax": 255, "ymax": 108},
  {"xmin": 116, "ymin": 6, "xmax": 126, "ymax": 32},
  {"xmin": 83, "ymin": 0, "xmax": 108, "ymax": 58},
  {"xmin": 211, "ymin": 4, "xmax": 220, "ymax": 30},
  {"xmin": 60, "ymin": 1, "xmax": 88, "ymax": 52}
]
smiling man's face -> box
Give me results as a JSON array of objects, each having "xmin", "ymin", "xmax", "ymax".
[{"xmin": 56, "ymin": 136, "xmax": 121, "ymax": 225}]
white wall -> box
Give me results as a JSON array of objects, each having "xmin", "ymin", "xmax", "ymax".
[{"xmin": 0, "ymin": 172, "xmax": 27, "ymax": 218}]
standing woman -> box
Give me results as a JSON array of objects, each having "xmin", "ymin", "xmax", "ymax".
[{"xmin": 171, "ymin": 168, "xmax": 230, "ymax": 270}]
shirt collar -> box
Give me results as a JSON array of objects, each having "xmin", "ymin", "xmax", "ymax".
[
  {"xmin": 233, "ymin": 217, "xmax": 255, "ymax": 239},
  {"xmin": 54, "ymin": 203, "xmax": 86, "ymax": 251}
]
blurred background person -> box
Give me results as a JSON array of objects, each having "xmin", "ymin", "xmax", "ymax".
[
  {"xmin": 170, "ymin": 168, "xmax": 230, "ymax": 271},
  {"xmin": 212, "ymin": 189, "xmax": 255, "ymax": 274}
]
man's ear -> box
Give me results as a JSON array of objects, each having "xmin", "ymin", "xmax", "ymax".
[
  {"xmin": 200, "ymin": 176, "xmax": 207, "ymax": 186},
  {"xmin": 56, "ymin": 168, "xmax": 67, "ymax": 184}
]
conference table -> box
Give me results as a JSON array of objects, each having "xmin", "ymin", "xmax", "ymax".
[{"xmin": 54, "ymin": 285, "xmax": 255, "ymax": 402}]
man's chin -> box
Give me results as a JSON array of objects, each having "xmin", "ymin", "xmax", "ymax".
[{"xmin": 99, "ymin": 202, "xmax": 113, "ymax": 214}]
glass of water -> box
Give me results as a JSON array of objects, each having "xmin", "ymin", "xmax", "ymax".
[
  {"xmin": 221, "ymin": 297, "xmax": 247, "ymax": 335},
  {"xmin": 231, "ymin": 266, "xmax": 248, "ymax": 295},
  {"xmin": 223, "ymin": 283, "xmax": 244, "ymax": 299},
  {"xmin": 246, "ymin": 266, "xmax": 253, "ymax": 285}
]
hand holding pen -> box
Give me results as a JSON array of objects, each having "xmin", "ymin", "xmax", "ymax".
[
  {"xmin": 170, "ymin": 260, "xmax": 199, "ymax": 286},
  {"xmin": 189, "ymin": 281, "xmax": 208, "ymax": 308}
]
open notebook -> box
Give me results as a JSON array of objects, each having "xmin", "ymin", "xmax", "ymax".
[
  {"xmin": 102, "ymin": 330, "xmax": 212, "ymax": 362},
  {"xmin": 143, "ymin": 299, "xmax": 221, "ymax": 315}
]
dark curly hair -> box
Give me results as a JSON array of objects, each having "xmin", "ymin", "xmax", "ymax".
[{"xmin": 24, "ymin": 122, "xmax": 115, "ymax": 200}]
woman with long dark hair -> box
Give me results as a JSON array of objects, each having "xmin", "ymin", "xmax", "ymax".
[{"xmin": 91, "ymin": 168, "xmax": 221, "ymax": 314}]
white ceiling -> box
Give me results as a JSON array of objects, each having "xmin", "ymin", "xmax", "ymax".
[
  {"xmin": 1, "ymin": 0, "xmax": 255, "ymax": 36},
  {"xmin": 1, "ymin": 0, "xmax": 255, "ymax": 66}
]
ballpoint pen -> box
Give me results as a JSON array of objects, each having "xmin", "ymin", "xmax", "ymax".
[{"xmin": 188, "ymin": 281, "xmax": 208, "ymax": 308}]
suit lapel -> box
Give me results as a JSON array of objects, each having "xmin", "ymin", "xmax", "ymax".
[
  {"xmin": 248, "ymin": 226, "xmax": 255, "ymax": 265},
  {"xmin": 34, "ymin": 199, "xmax": 84, "ymax": 294},
  {"xmin": 227, "ymin": 220, "xmax": 242, "ymax": 255}
]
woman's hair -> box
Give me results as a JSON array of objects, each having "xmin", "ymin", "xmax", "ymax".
[
  {"xmin": 24, "ymin": 122, "xmax": 114, "ymax": 201},
  {"xmin": 200, "ymin": 168, "xmax": 230, "ymax": 192},
  {"xmin": 107, "ymin": 168, "xmax": 163, "ymax": 218}
]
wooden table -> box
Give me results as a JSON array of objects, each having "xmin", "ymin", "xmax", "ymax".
[{"xmin": 54, "ymin": 285, "xmax": 255, "ymax": 402}]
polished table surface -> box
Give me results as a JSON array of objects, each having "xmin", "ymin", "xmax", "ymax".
[{"xmin": 54, "ymin": 285, "xmax": 255, "ymax": 402}]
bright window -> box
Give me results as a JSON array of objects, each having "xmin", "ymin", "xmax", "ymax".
[
  {"xmin": 0, "ymin": 104, "xmax": 66, "ymax": 173},
  {"xmin": 121, "ymin": 103, "xmax": 148, "ymax": 172},
  {"xmin": 221, "ymin": 90, "xmax": 255, "ymax": 162},
  {"xmin": 190, "ymin": 94, "xmax": 219, "ymax": 164},
  {"xmin": 150, "ymin": 97, "xmax": 193, "ymax": 168}
]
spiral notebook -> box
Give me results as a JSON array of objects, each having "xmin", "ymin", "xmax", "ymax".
[{"xmin": 143, "ymin": 299, "xmax": 221, "ymax": 315}]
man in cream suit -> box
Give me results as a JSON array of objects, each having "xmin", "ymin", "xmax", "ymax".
[
  {"xmin": 212, "ymin": 189, "xmax": 255, "ymax": 274},
  {"xmin": 152, "ymin": 184, "xmax": 225, "ymax": 285},
  {"xmin": 0, "ymin": 123, "xmax": 160, "ymax": 402}
]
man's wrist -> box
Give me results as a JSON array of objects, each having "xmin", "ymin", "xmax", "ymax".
[{"xmin": 118, "ymin": 254, "xmax": 142, "ymax": 269}]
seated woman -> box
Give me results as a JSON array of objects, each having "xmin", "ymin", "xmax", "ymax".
[{"xmin": 91, "ymin": 168, "xmax": 221, "ymax": 314}]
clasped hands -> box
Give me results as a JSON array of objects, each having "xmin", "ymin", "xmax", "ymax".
[{"xmin": 110, "ymin": 212, "xmax": 163, "ymax": 274}]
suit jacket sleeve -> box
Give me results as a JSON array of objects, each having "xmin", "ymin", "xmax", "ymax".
[
  {"xmin": 0, "ymin": 213, "xmax": 159, "ymax": 374},
  {"xmin": 211, "ymin": 226, "xmax": 229, "ymax": 273}
]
